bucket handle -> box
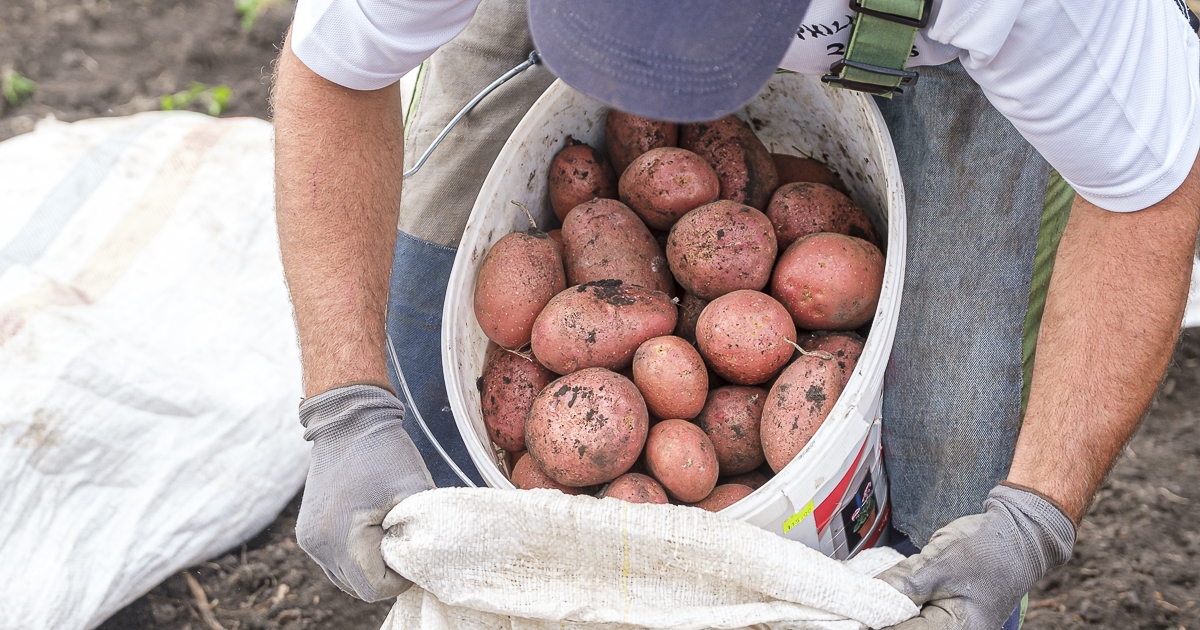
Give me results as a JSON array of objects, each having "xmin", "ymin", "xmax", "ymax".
[
  {"xmin": 386, "ymin": 333, "xmax": 479, "ymax": 487},
  {"xmin": 390, "ymin": 50, "xmax": 543, "ymax": 485},
  {"xmin": 402, "ymin": 51, "xmax": 542, "ymax": 180}
]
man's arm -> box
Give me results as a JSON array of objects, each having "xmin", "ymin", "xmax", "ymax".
[
  {"xmin": 881, "ymin": 159, "xmax": 1200, "ymax": 630},
  {"xmin": 1008, "ymin": 156, "xmax": 1200, "ymax": 521},
  {"xmin": 274, "ymin": 31, "xmax": 403, "ymax": 396},
  {"xmin": 274, "ymin": 34, "xmax": 434, "ymax": 603}
]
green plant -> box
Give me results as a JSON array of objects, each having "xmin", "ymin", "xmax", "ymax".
[
  {"xmin": 1, "ymin": 66, "xmax": 37, "ymax": 112},
  {"xmin": 161, "ymin": 82, "xmax": 232, "ymax": 116},
  {"xmin": 235, "ymin": 0, "xmax": 287, "ymax": 32}
]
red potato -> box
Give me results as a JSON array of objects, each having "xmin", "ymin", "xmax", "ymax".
[
  {"xmin": 601, "ymin": 473, "xmax": 669, "ymax": 505},
  {"xmin": 525, "ymin": 368, "xmax": 649, "ymax": 487},
  {"xmin": 763, "ymin": 181, "xmax": 878, "ymax": 248},
  {"xmin": 531, "ymin": 280, "xmax": 677, "ymax": 375},
  {"xmin": 560, "ymin": 198, "xmax": 673, "ymax": 295},
  {"xmin": 771, "ymin": 153, "xmax": 848, "ymax": 194},
  {"xmin": 605, "ymin": 110, "xmax": 678, "ymax": 176},
  {"xmin": 800, "ymin": 331, "xmax": 865, "ymax": 390},
  {"xmin": 548, "ymin": 138, "xmax": 618, "ymax": 221},
  {"xmin": 474, "ymin": 229, "xmax": 566, "ymax": 349},
  {"xmin": 643, "ymin": 419, "xmax": 720, "ymax": 502},
  {"xmin": 673, "ymin": 292, "xmax": 710, "ymax": 345},
  {"xmin": 723, "ymin": 470, "xmax": 769, "ymax": 490},
  {"xmin": 695, "ymin": 290, "xmax": 796, "ymax": 385},
  {"xmin": 692, "ymin": 484, "xmax": 754, "ymax": 512},
  {"xmin": 619, "ymin": 147, "xmax": 720, "ymax": 230},
  {"xmin": 761, "ymin": 354, "xmax": 846, "ymax": 472},
  {"xmin": 679, "ymin": 115, "xmax": 778, "ymax": 210},
  {"xmin": 666, "ymin": 200, "xmax": 778, "ymax": 300},
  {"xmin": 632, "ymin": 336, "xmax": 708, "ymax": 420},
  {"xmin": 766, "ymin": 183, "xmax": 878, "ymax": 250},
  {"xmin": 511, "ymin": 453, "xmax": 594, "ymax": 495},
  {"xmin": 481, "ymin": 350, "xmax": 554, "ymax": 451},
  {"xmin": 771, "ymin": 233, "xmax": 885, "ymax": 331},
  {"xmin": 694, "ymin": 385, "xmax": 767, "ymax": 475}
]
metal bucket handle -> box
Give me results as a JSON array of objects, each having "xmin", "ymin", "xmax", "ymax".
[
  {"xmin": 402, "ymin": 51, "xmax": 542, "ymax": 180},
  {"xmin": 388, "ymin": 50, "xmax": 542, "ymax": 486}
]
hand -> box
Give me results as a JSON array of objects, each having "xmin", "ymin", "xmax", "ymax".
[
  {"xmin": 295, "ymin": 384, "xmax": 435, "ymax": 601},
  {"xmin": 877, "ymin": 484, "xmax": 1076, "ymax": 630}
]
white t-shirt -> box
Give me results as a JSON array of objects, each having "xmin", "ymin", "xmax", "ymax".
[{"xmin": 292, "ymin": 0, "xmax": 1200, "ymax": 212}]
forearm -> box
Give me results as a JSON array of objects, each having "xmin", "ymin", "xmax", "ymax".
[
  {"xmin": 1007, "ymin": 157, "xmax": 1200, "ymax": 521},
  {"xmin": 274, "ymin": 33, "xmax": 404, "ymax": 396}
]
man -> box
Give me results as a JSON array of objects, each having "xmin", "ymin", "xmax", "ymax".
[{"xmin": 272, "ymin": 1, "xmax": 1200, "ymax": 628}]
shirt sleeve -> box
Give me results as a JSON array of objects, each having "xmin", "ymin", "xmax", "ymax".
[
  {"xmin": 291, "ymin": 0, "xmax": 482, "ymax": 90},
  {"xmin": 935, "ymin": 0, "xmax": 1200, "ymax": 212}
]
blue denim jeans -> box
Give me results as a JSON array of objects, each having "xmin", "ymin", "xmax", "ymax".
[
  {"xmin": 875, "ymin": 61, "xmax": 1056, "ymax": 547},
  {"xmin": 386, "ymin": 0, "xmax": 554, "ymax": 488},
  {"xmin": 386, "ymin": 230, "xmax": 484, "ymax": 488}
]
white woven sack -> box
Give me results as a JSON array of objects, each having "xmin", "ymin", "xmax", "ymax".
[
  {"xmin": 379, "ymin": 489, "xmax": 918, "ymax": 630},
  {"xmin": 1184, "ymin": 256, "xmax": 1200, "ymax": 328},
  {"xmin": 0, "ymin": 112, "xmax": 306, "ymax": 630}
]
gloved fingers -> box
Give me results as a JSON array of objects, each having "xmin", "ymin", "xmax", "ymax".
[
  {"xmin": 878, "ymin": 514, "xmax": 990, "ymax": 605},
  {"xmin": 878, "ymin": 600, "xmax": 965, "ymax": 630},
  {"xmin": 922, "ymin": 520, "xmax": 981, "ymax": 552},
  {"xmin": 303, "ymin": 521, "xmax": 410, "ymax": 602},
  {"xmin": 320, "ymin": 565, "xmax": 356, "ymax": 599},
  {"xmin": 295, "ymin": 487, "xmax": 341, "ymax": 564},
  {"xmin": 343, "ymin": 519, "xmax": 413, "ymax": 601},
  {"xmin": 296, "ymin": 489, "xmax": 368, "ymax": 598},
  {"xmin": 344, "ymin": 563, "xmax": 413, "ymax": 602},
  {"xmin": 876, "ymin": 554, "xmax": 937, "ymax": 606}
]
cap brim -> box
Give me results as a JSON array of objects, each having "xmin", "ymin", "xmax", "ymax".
[{"xmin": 529, "ymin": 0, "xmax": 811, "ymax": 123}]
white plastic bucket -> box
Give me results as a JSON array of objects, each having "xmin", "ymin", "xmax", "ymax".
[{"xmin": 443, "ymin": 74, "xmax": 906, "ymax": 560}]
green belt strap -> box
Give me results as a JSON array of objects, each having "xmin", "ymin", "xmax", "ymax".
[
  {"xmin": 822, "ymin": 0, "xmax": 931, "ymax": 97},
  {"xmin": 1020, "ymin": 171, "xmax": 1074, "ymax": 417}
]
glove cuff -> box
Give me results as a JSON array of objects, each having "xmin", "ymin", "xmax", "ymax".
[
  {"xmin": 987, "ymin": 483, "xmax": 1076, "ymax": 568},
  {"xmin": 997, "ymin": 481, "xmax": 1073, "ymax": 521},
  {"xmin": 299, "ymin": 384, "xmax": 406, "ymax": 440}
]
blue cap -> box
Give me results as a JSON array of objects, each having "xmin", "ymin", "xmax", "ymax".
[{"xmin": 528, "ymin": 0, "xmax": 812, "ymax": 123}]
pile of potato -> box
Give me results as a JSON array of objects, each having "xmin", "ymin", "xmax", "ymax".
[{"xmin": 473, "ymin": 109, "xmax": 884, "ymax": 511}]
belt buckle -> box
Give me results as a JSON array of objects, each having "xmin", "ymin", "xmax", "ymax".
[
  {"xmin": 821, "ymin": 59, "xmax": 919, "ymax": 96},
  {"xmin": 849, "ymin": 0, "xmax": 933, "ymax": 28}
]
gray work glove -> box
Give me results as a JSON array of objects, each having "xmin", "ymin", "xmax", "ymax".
[
  {"xmin": 877, "ymin": 483, "xmax": 1076, "ymax": 630},
  {"xmin": 296, "ymin": 384, "xmax": 435, "ymax": 602}
]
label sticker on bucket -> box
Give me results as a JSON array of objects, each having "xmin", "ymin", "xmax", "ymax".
[{"xmin": 782, "ymin": 500, "xmax": 815, "ymax": 534}]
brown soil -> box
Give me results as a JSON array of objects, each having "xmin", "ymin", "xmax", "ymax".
[
  {"xmin": 0, "ymin": 0, "xmax": 291, "ymax": 140},
  {"xmin": 1025, "ymin": 330, "xmax": 1200, "ymax": 629},
  {"xmin": 2, "ymin": 0, "xmax": 394, "ymax": 628},
  {"xmin": 3, "ymin": 0, "xmax": 1198, "ymax": 627},
  {"xmin": 96, "ymin": 496, "xmax": 393, "ymax": 630}
]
